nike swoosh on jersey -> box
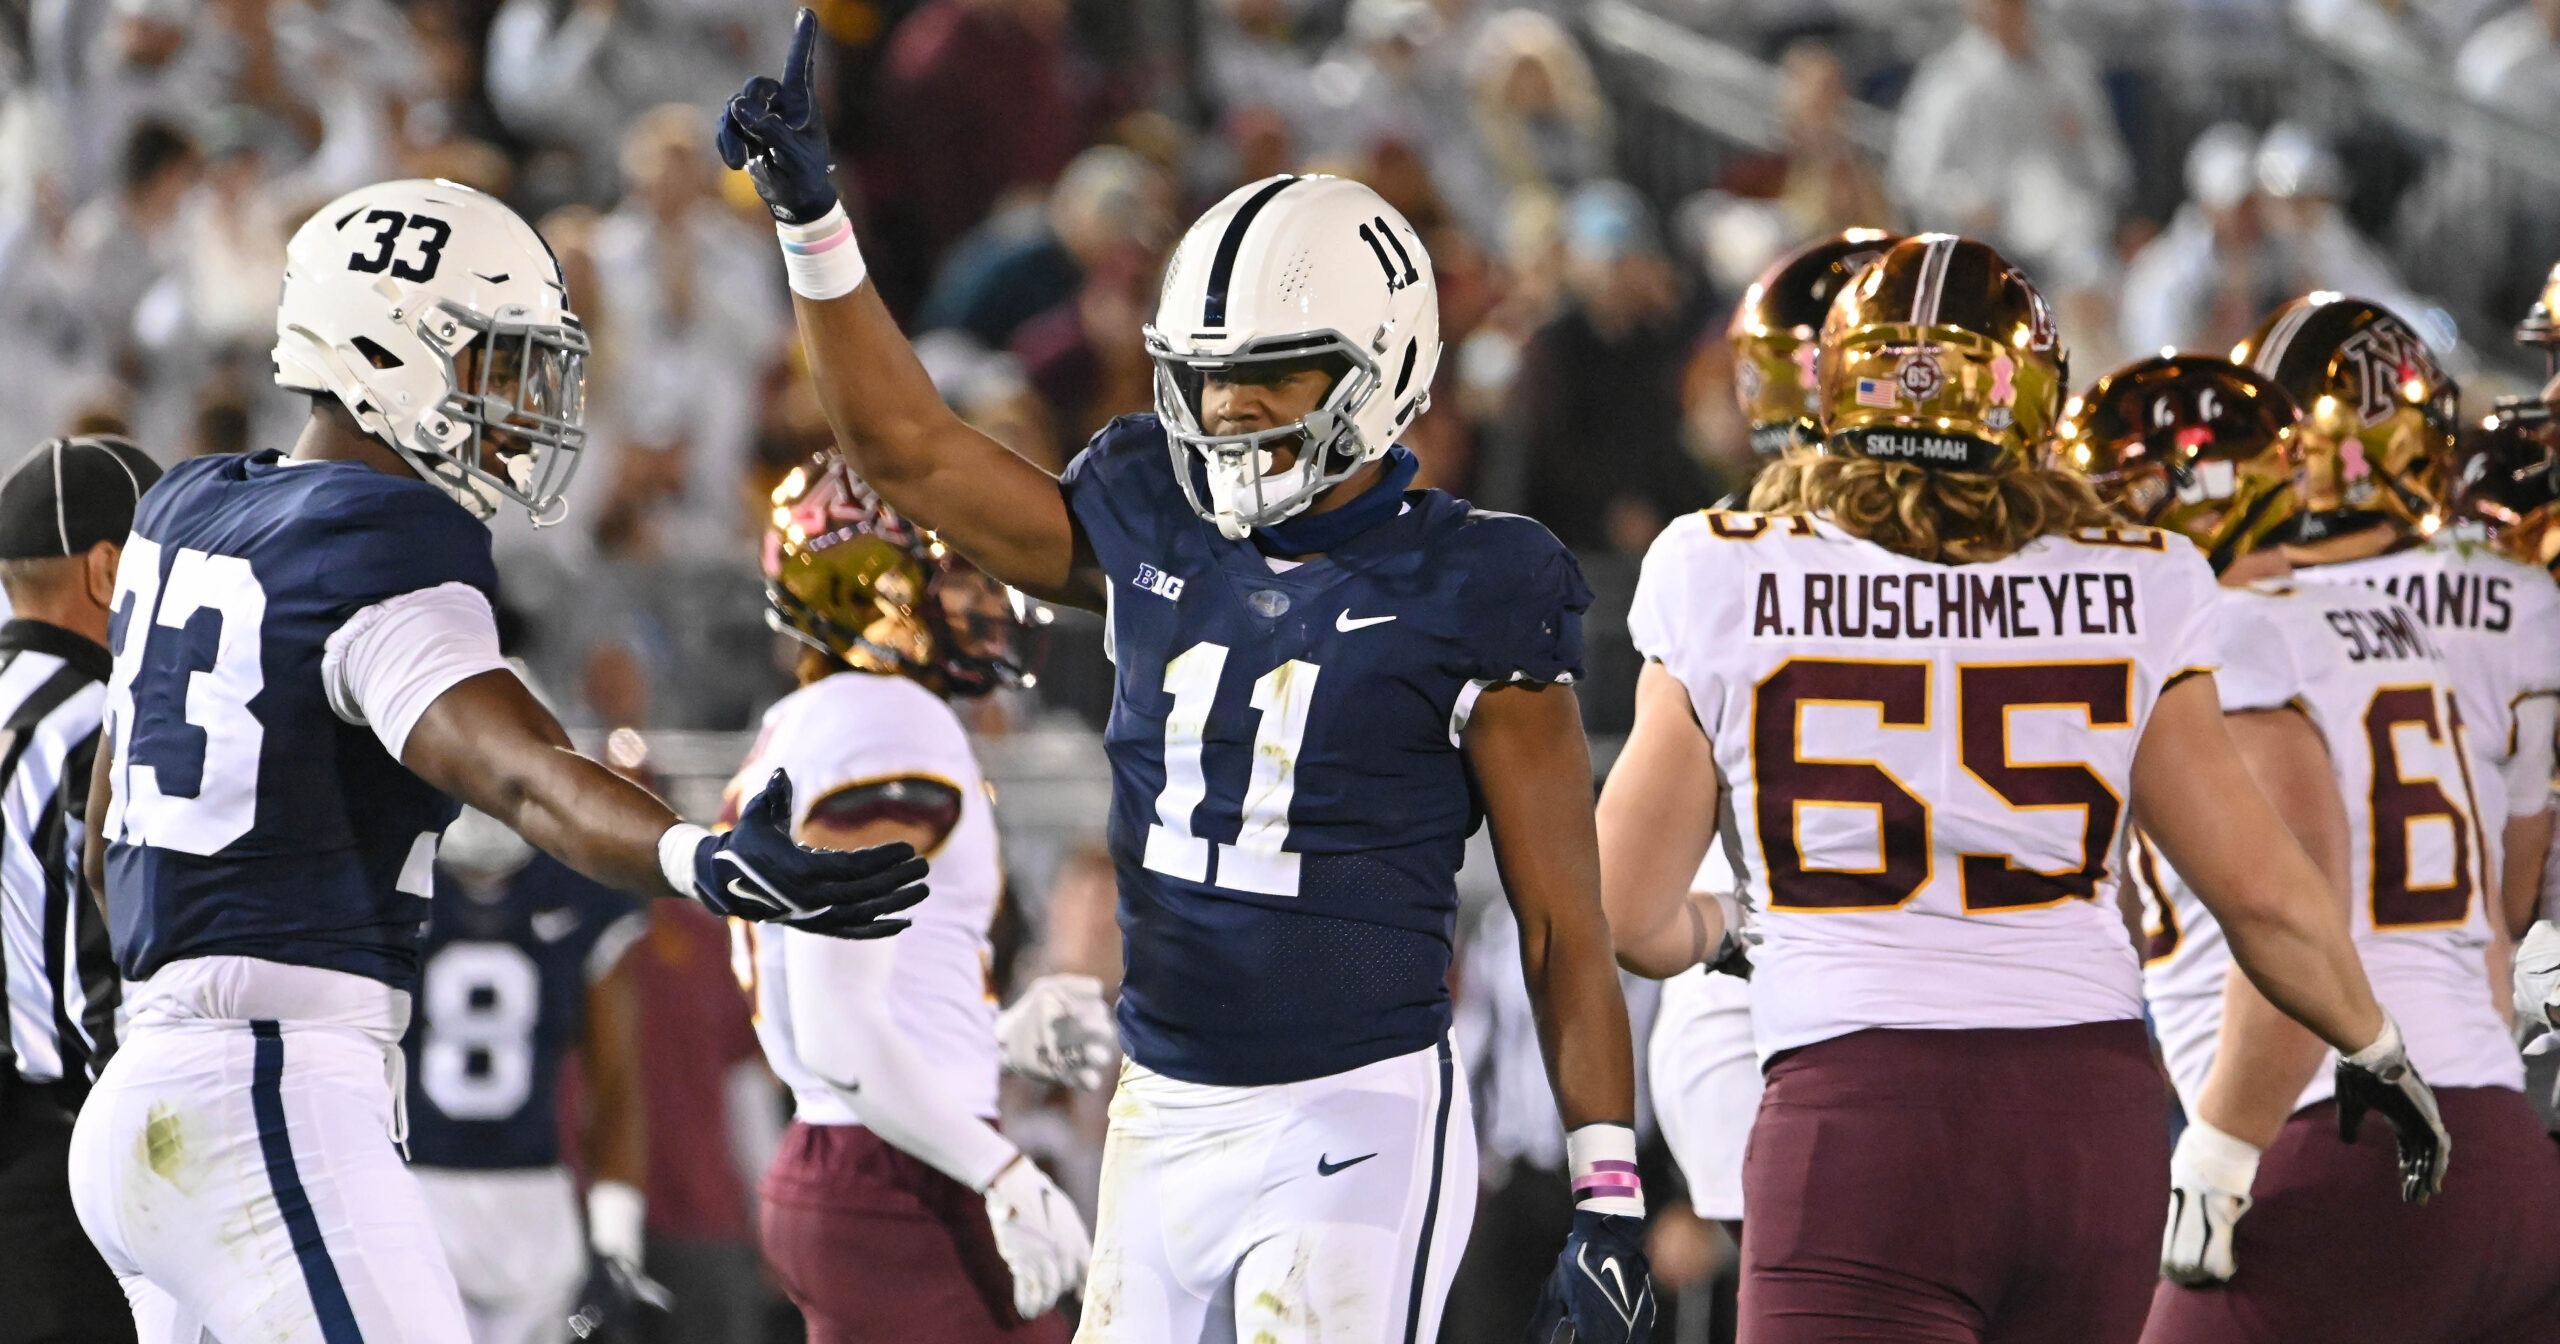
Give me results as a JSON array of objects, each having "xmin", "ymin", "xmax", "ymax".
[
  {"xmin": 1335, "ymin": 611, "xmax": 1397, "ymax": 632},
  {"xmin": 1316, "ymin": 1152, "xmax": 1377, "ymax": 1176}
]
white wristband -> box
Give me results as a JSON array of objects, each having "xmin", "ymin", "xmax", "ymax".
[
  {"xmin": 2345, "ymin": 1013, "xmax": 2406, "ymax": 1070},
  {"xmin": 2174, "ymin": 1118, "xmax": 2263, "ymax": 1194},
  {"xmin": 658, "ymin": 822, "xmax": 711, "ymax": 897},
  {"xmin": 586, "ymin": 1179, "xmax": 646, "ymax": 1268},
  {"xmin": 777, "ymin": 202, "xmax": 868, "ymax": 301},
  {"xmin": 1566, "ymin": 1122, "xmax": 1644, "ymax": 1217}
]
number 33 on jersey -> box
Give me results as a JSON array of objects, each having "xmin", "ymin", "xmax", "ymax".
[
  {"xmin": 1061, "ymin": 414, "xmax": 1589, "ymax": 1086},
  {"xmin": 98, "ymin": 451, "xmax": 501, "ymax": 990}
]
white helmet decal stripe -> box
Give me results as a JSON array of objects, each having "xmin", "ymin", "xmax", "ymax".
[
  {"xmin": 1201, "ymin": 176, "xmax": 1299, "ymax": 329},
  {"xmin": 2251, "ymin": 300, "xmax": 2318, "ymax": 378},
  {"xmin": 1908, "ymin": 233, "xmax": 1957, "ymax": 327}
]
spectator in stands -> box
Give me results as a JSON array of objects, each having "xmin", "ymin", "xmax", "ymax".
[
  {"xmin": 1887, "ymin": 0, "xmax": 2127, "ymax": 291},
  {"xmin": 860, "ymin": 0, "xmax": 1088, "ymax": 312},
  {"xmin": 590, "ymin": 103, "xmax": 785, "ymax": 559},
  {"xmin": 2253, "ymin": 122, "xmax": 2437, "ymax": 334},
  {"xmin": 916, "ymin": 144, "xmax": 1173, "ymax": 351},
  {"xmin": 1306, "ymin": 0, "xmax": 1492, "ymax": 222},
  {"xmin": 1774, "ymin": 40, "xmax": 1894, "ymax": 240},
  {"xmin": 2458, "ymin": 0, "xmax": 2560, "ymax": 123},
  {"xmin": 1011, "ymin": 246, "xmax": 1159, "ymax": 452},
  {"xmin": 1502, "ymin": 181, "xmax": 1717, "ymax": 555},
  {"xmin": 60, "ymin": 118, "xmax": 197, "ymax": 439},
  {"xmin": 1460, "ymin": 9, "xmax": 1611, "ymax": 241},
  {"xmin": 2120, "ymin": 122, "xmax": 2282, "ymax": 357},
  {"xmin": 1200, "ymin": 0, "xmax": 1323, "ymax": 141}
]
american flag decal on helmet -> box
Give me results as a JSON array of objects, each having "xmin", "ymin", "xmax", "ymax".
[{"xmin": 1856, "ymin": 377, "xmax": 1897, "ymax": 408}]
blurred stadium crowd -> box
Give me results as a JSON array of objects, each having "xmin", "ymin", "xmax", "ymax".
[{"xmin": 8, "ymin": 0, "xmax": 2560, "ymax": 1339}]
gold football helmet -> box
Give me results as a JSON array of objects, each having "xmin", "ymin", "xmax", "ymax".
[
  {"xmin": 764, "ymin": 452, "xmax": 1032, "ymax": 697},
  {"xmin": 2450, "ymin": 403, "xmax": 2560, "ymax": 566},
  {"xmin": 2231, "ymin": 293, "xmax": 2457, "ymax": 540},
  {"xmin": 1730, "ymin": 228, "xmax": 1900, "ymax": 457},
  {"xmin": 1817, "ymin": 233, "xmax": 2065, "ymax": 473},
  {"xmin": 2053, "ymin": 355, "xmax": 2302, "ymax": 570}
]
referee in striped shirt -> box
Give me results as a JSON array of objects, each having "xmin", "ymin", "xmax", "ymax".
[{"xmin": 0, "ymin": 435, "xmax": 160, "ymax": 1344}]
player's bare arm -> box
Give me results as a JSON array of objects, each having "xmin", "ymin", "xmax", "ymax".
[
  {"xmin": 2190, "ymin": 707, "xmax": 2356, "ymax": 1150},
  {"xmin": 2500, "ymin": 807, "xmax": 2553, "ymax": 940},
  {"xmin": 1599, "ymin": 661, "xmax": 1737, "ymax": 979},
  {"xmin": 718, "ymin": 9, "xmax": 1097, "ymax": 609},
  {"xmin": 2132, "ymin": 676, "xmax": 2384, "ymax": 1053},
  {"xmin": 580, "ymin": 948, "xmax": 647, "ymax": 1194},
  {"xmin": 1464, "ymin": 680, "xmax": 1635, "ymax": 1130},
  {"xmin": 404, "ymin": 671, "xmax": 698, "ymax": 897}
]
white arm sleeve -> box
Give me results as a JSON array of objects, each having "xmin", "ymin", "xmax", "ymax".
[
  {"xmin": 782, "ymin": 928, "xmax": 1020, "ymax": 1192},
  {"xmin": 2504, "ymin": 696, "xmax": 2558, "ymax": 819},
  {"xmin": 321, "ymin": 582, "xmax": 511, "ymax": 761}
]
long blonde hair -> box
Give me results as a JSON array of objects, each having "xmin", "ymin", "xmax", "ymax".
[{"xmin": 1747, "ymin": 449, "xmax": 2120, "ymax": 565}]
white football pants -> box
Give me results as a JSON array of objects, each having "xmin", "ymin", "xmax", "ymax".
[
  {"xmin": 68, "ymin": 1018, "xmax": 470, "ymax": 1344},
  {"xmin": 414, "ymin": 1166, "xmax": 586, "ymax": 1344},
  {"xmin": 1075, "ymin": 1035, "xmax": 1476, "ymax": 1344},
  {"xmin": 1647, "ymin": 966, "xmax": 1760, "ymax": 1224}
]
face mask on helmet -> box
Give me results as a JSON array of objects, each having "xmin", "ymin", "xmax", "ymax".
[
  {"xmin": 1149, "ymin": 344, "xmax": 1381, "ymax": 540},
  {"xmin": 2450, "ymin": 401, "xmax": 2560, "ymax": 565},
  {"xmin": 1730, "ymin": 228, "xmax": 1900, "ymax": 458},
  {"xmin": 2052, "ymin": 355, "xmax": 2302, "ymax": 571},
  {"xmin": 2516, "ymin": 260, "xmax": 2560, "ymax": 380},
  {"xmin": 764, "ymin": 455, "xmax": 1040, "ymax": 698},
  {"xmin": 274, "ymin": 180, "xmax": 591, "ymax": 526},
  {"xmin": 1817, "ymin": 234, "xmax": 2066, "ymax": 474},
  {"xmin": 2233, "ymin": 293, "xmax": 2456, "ymax": 542}
]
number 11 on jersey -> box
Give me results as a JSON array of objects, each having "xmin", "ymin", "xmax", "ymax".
[{"xmin": 1142, "ymin": 641, "xmax": 1322, "ymax": 897}]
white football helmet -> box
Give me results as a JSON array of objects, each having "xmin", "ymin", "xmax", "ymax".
[
  {"xmin": 1146, "ymin": 174, "xmax": 1441, "ymax": 538},
  {"xmin": 273, "ymin": 179, "xmax": 588, "ymax": 524}
]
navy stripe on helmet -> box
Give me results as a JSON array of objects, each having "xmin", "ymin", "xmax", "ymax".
[{"xmin": 1202, "ymin": 177, "xmax": 1298, "ymax": 330}]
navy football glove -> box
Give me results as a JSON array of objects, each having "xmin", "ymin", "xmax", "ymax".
[
  {"xmin": 690, "ymin": 771, "xmax": 928, "ymax": 938},
  {"xmin": 715, "ymin": 9, "xmax": 839, "ymax": 225},
  {"xmin": 566, "ymin": 1256, "xmax": 671, "ymax": 1343},
  {"xmin": 1528, "ymin": 1211, "xmax": 1656, "ymax": 1344},
  {"xmin": 2333, "ymin": 1014, "xmax": 2451, "ymax": 1204}
]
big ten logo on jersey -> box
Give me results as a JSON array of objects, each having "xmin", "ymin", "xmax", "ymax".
[
  {"xmin": 418, "ymin": 941, "xmax": 541, "ymax": 1119},
  {"xmin": 2352, "ymin": 571, "xmax": 2514, "ymax": 632},
  {"xmin": 1751, "ymin": 658, "xmax": 2131, "ymax": 915},
  {"xmin": 102, "ymin": 537, "xmax": 267, "ymax": 856},
  {"xmin": 1134, "ymin": 563, "xmax": 1186, "ymax": 602}
]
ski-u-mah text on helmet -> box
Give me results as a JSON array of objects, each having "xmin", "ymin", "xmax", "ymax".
[
  {"xmin": 1145, "ymin": 174, "xmax": 1441, "ymax": 539},
  {"xmin": 273, "ymin": 178, "xmax": 589, "ymax": 524},
  {"xmin": 1817, "ymin": 233, "xmax": 2065, "ymax": 474}
]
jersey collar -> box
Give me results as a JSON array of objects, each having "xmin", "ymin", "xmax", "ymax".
[{"xmin": 0, "ymin": 617, "xmax": 110, "ymax": 681}]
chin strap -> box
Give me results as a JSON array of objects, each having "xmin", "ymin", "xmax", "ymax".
[{"xmin": 1253, "ymin": 446, "xmax": 1419, "ymax": 557}]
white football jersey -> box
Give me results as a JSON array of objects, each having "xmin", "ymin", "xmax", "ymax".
[
  {"xmin": 2321, "ymin": 538, "xmax": 2560, "ymax": 829},
  {"xmin": 724, "ymin": 671, "xmax": 1002, "ymax": 1125},
  {"xmin": 1630, "ymin": 510, "xmax": 2223, "ymax": 1058},
  {"xmin": 2137, "ymin": 578, "xmax": 2519, "ymax": 1113}
]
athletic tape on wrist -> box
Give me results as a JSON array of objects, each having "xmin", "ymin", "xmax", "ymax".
[
  {"xmin": 658, "ymin": 822, "xmax": 711, "ymax": 896},
  {"xmin": 777, "ymin": 203, "xmax": 867, "ymax": 301},
  {"xmin": 1567, "ymin": 1122, "xmax": 1644, "ymax": 1216}
]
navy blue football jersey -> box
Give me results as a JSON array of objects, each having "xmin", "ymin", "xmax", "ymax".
[
  {"xmin": 1061, "ymin": 415, "xmax": 1588, "ymax": 1085},
  {"xmin": 403, "ymin": 855, "xmax": 645, "ymax": 1170},
  {"xmin": 103, "ymin": 450, "xmax": 498, "ymax": 987}
]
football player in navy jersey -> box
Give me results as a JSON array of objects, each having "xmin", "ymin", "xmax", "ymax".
[
  {"xmin": 405, "ymin": 808, "xmax": 652, "ymax": 1344},
  {"xmin": 722, "ymin": 16, "xmax": 1655, "ymax": 1343},
  {"xmin": 62, "ymin": 178, "xmax": 929, "ymax": 1344}
]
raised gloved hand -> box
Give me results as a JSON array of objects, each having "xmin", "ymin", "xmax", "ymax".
[
  {"xmin": 2159, "ymin": 1119, "xmax": 2259, "ymax": 1286},
  {"xmin": 2333, "ymin": 1013, "xmax": 2451, "ymax": 1204},
  {"xmin": 1528, "ymin": 1211, "xmax": 1656, "ymax": 1344},
  {"xmin": 983, "ymin": 1154, "xmax": 1090, "ymax": 1320},
  {"xmin": 680, "ymin": 771, "xmax": 928, "ymax": 938},
  {"xmin": 714, "ymin": 9, "xmax": 839, "ymax": 225},
  {"xmin": 996, "ymin": 973, "xmax": 1119, "ymax": 1091}
]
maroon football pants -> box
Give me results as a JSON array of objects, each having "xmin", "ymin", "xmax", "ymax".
[
  {"xmin": 2141, "ymin": 1086, "xmax": 2560, "ymax": 1344},
  {"xmin": 759, "ymin": 1121, "xmax": 1070, "ymax": 1344},
  {"xmin": 1739, "ymin": 1020, "xmax": 2170, "ymax": 1344}
]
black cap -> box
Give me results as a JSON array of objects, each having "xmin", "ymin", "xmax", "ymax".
[{"xmin": 0, "ymin": 436, "xmax": 164, "ymax": 560}]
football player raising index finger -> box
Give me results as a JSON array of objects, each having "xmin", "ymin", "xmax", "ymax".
[
  {"xmin": 1594, "ymin": 235, "xmax": 2444, "ymax": 1344},
  {"xmin": 722, "ymin": 12, "xmax": 1656, "ymax": 1342}
]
